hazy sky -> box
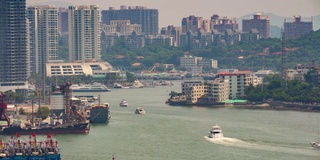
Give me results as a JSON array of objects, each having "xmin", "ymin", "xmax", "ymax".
[{"xmin": 27, "ymin": 0, "xmax": 320, "ymax": 27}]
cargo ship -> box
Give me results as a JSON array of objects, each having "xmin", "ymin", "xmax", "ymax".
[
  {"xmin": 2, "ymin": 120, "xmax": 90, "ymax": 135},
  {"xmin": 0, "ymin": 82, "xmax": 90, "ymax": 136},
  {"xmin": 0, "ymin": 133, "xmax": 61, "ymax": 159},
  {"xmin": 89, "ymin": 103, "xmax": 111, "ymax": 123}
]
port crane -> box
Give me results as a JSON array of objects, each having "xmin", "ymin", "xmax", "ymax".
[{"xmin": 0, "ymin": 93, "xmax": 10, "ymax": 127}]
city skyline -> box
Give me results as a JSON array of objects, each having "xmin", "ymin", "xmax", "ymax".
[{"xmin": 27, "ymin": 0, "xmax": 320, "ymax": 28}]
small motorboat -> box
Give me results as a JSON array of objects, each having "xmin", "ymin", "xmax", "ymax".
[
  {"xmin": 119, "ymin": 99, "xmax": 128, "ymax": 107},
  {"xmin": 135, "ymin": 107, "xmax": 145, "ymax": 114},
  {"xmin": 310, "ymin": 141, "xmax": 320, "ymax": 149},
  {"xmin": 208, "ymin": 125, "xmax": 224, "ymax": 138}
]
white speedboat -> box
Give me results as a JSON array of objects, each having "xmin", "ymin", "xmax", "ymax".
[
  {"xmin": 119, "ymin": 99, "xmax": 128, "ymax": 107},
  {"xmin": 310, "ymin": 141, "xmax": 320, "ymax": 149},
  {"xmin": 135, "ymin": 107, "xmax": 145, "ymax": 114},
  {"xmin": 208, "ymin": 125, "xmax": 224, "ymax": 138}
]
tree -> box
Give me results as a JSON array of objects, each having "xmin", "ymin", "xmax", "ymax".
[{"xmin": 35, "ymin": 106, "xmax": 50, "ymax": 120}]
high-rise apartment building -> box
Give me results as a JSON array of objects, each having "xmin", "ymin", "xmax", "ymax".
[
  {"xmin": 160, "ymin": 25, "xmax": 181, "ymax": 46},
  {"xmin": 101, "ymin": 6, "xmax": 159, "ymax": 35},
  {"xmin": 0, "ymin": 0, "xmax": 30, "ymax": 92},
  {"xmin": 284, "ymin": 16, "xmax": 313, "ymax": 40},
  {"xmin": 242, "ymin": 13, "xmax": 270, "ymax": 38},
  {"xmin": 181, "ymin": 15, "xmax": 208, "ymax": 33},
  {"xmin": 27, "ymin": 5, "xmax": 58, "ymax": 75},
  {"xmin": 58, "ymin": 7, "xmax": 68, "ymax": 36},
  {"xmin": 210, "ymin": 14, "xmax": 238, "ymax": 32},
  {"xmin": 68, "ymin": 5, "xmax": 101, "ymax": 62}
]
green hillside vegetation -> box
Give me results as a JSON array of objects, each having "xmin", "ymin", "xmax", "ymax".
[
  {"xmin": 99, "ymin": 29, "xmax": 320, "ymax": 72},
  {"xmin": 245, "ymin": 74, "xmax": 320, "ymax": 103}
]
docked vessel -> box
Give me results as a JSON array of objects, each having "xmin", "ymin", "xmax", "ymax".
[
  {"xmin": 1, "ymin": 82, "xmax": 90, "ymax": 135},
  {"xmin": 113, "ymin": 83, "xmax": 122, "ymax": 88},
  {"xmin": 119, "ymin": 99, "xmax": 128, "ymax": 107},
  {"xmin": 2, "ymin": 121, "xmax": 90, "ymax": 135},
  {"xmin": 0, "ymin": 134, "xmax": 61, "ymax": 159},
  {"xmin": 208, "ymin": 125, "xmax": 224, "ymax": 138},
  {"xmin": 129, "ymin": 80, "xmax": 144, "ymax": 88},
  {"xmin": 135, "ymin": 107, "xmax": 145, "ymax": 114},
  {"xmin": 89, "ymin": 103, "xmax": 111, "ymax": 123},
  {"xmin": 71, "ymin": 82, "xmax": 111, "ymax": 92}
]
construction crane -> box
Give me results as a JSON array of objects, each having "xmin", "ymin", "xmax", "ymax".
[{"xmin": 0, "ymin": 93, "xmax": 10, "ymax": 127}]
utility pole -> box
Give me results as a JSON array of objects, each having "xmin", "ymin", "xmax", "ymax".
[{"xmin": 281, "ymin": 30, "xmax": 287, "ymax": 89}]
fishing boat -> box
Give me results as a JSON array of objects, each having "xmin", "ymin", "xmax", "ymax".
[
  {"xmin": 135, "ymin": 107, "xmax": 145, "ymax": 114},
  {"xmin": 0, "ymin": 134, "xmax": 61, "ymax": 159},
  {"xmin": 208, "ymin": 125, "xmax": 224, "ymax": 138},
  {"xmin": 119, "ymin": 100, "xmax": 128, "ymax": 107}
]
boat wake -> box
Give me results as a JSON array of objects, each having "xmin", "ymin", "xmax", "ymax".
[{"xmin": 204, "ymin": 136, "xmax": 319, "ymax": 156}]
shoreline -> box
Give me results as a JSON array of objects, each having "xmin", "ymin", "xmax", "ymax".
[{"xmin": 166, "ymin": 100, "xmax": 320, "ymax": 112}]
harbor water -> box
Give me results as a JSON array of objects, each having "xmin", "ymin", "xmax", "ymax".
[{"xmin": 2, "ymin": 81, "xmax": 320, "ymax": 160}]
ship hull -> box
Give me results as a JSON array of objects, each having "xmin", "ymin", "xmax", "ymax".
[
  {"xmin": 2, "ymin": 123, "xmax": 90, "ymax": 135},
  {"xmin": 89, "ymin": 108, "xmax": 110, "ymax": 123}
]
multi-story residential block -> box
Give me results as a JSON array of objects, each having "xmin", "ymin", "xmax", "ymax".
[
  {"xmin": 198, "ymin": 59, "xmax": 218, "ymax": 68},
  {"xmin": 284, "ymin": 16, "xmax": 313, "ymax": 40},
  {"xmin": 58, "ymin": 7, "xmax": 68, "ymax": 36},
  {"xmin": 0, "ymin": 0, "xmax": 30, "ymax": 92},
  {"xmin": 181, "ymin": 79, "xmax": 230, "ymax": 104},
  {"xmin": 145, "ymin": 35, "xmax": 174, "ymax": 46},
  {"xmin": 210, "ymin": 14, "xmax": 238, "ymax": 32},
  {"xmin": 240, "ymin": 29, "xmax": 260, "ymax": 42},
  {"xmin": 68, "ymin": 5, "xmax": 101, "ymax": 62},
  {"xmin": 160, "ymin": 25, "xmax": 181, "ymax": 46},
  {"xmin": 216, "ymin": 70, "xmax": 261, "ymax": 99},
  {"xmin": 242, "ymin": 13, "xmax": 270, "ymax": 38},
  {"xmin": 180, "ymin": 55, "xmax": 201, "ymax": 67},
  {"xmin": 181, "ymin": 15, "xmax": 210, "ymax": 33},
  {"xmin": 101, "ymin": 6, "xmax": 159, "ymax": 35},
  {"xmin": 101, "ymin": 20, "xmax": 142, "ymax": 35},
  {"xmin": 206, "ymin": 79, "xmax": 229, "ymax": 102},
  {"xmin": 27, "ymin": 5, "xmax": 58, "ymax": 76}
]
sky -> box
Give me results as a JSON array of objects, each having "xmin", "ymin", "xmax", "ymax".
[{"xmin": 27, "ymin": 0, "xmax": 320, "ymax": 27}]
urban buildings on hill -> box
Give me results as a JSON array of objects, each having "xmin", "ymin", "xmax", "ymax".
[
  {"xmin": 68, "ymin": 5, "xmax": 101, "ymax": 62},
  {"xmin": 284, "ymin": 16, "xmax": 313, "ymax": 40},
  {"xmin": 0, "ymin": 0, "xmax": 30, "ymax": 92},
  {"xmin": 242, "ymin": 12, "xmax": 270, "ymax": 38},
  {"xmin": 101, "ymin": 5, "xmax": 159, "ymax": 35},
  {"xmin": 27, "ymin": 5, "xmax": 58, "ymax": 75}
]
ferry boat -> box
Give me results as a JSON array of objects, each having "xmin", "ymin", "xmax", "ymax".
[
  {"xmin": 0, "ymin": 134, "xmax": 61, "ymax": 159},
  {"xmin": 208, "ymin": 125, "xmax": 224, "ymax": 138},
  {"xmin": 88, "ymin": 103, "xmax": 111, "ymax": 123},
  {"xmin": 119, "ymin": 99, "xmax": 128, "ymax": 107},
  {"xmin": 71, "ymin": 82, "xmax": 111, "ymax": 92},
  {"xmin": 135, "ymin": 107, "xmax": 145, "ymax": 114}
]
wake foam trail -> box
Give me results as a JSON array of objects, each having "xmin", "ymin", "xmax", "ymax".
[{"xmin": 204, "ymin": 136, "xmax": 319, "ymax": 156}]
